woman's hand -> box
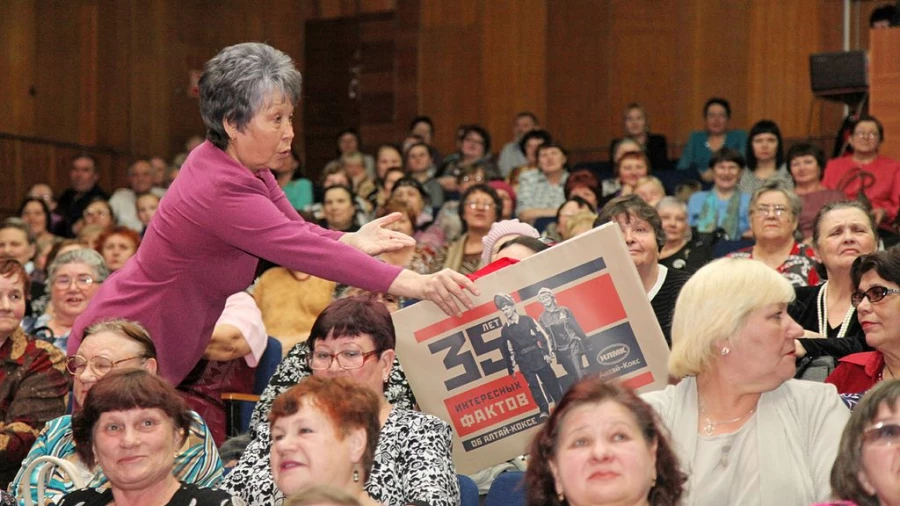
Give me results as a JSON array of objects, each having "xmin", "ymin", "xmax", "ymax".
[
  {"xmin": 340, "ymin": 213, "xmax": 416, "ymax": 255},
  {"xmin": 389, "ymin": 269, "xmax": 480, "ymax": 316}
]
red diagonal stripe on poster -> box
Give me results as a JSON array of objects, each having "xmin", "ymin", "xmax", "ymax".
[
  {"xmin": 414, "ymin": 293, "xmax": 522, "ymax": 343},
  {"xmin": 620, "ymin": 371, "xmax": 655, "ymax": 390},
  {"xmin": 522, "ymin": 274, "xmax": 626, "ymax": 332}
]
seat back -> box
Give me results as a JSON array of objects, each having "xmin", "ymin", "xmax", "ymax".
[
  {"xmin": 458, "ymin": 474, "xmax": 480, "ymax": 506},
  {"xmin": 254, "ymin": 337, "xmax": 282, "ymax": 395},
  {"xmin": 485, "ymin": 471, "xmax": 526, "ymax": 506}
]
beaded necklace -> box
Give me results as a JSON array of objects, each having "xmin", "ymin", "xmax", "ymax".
[{"xmin": 817, "ymin": 281, "xmax": 855, "ymax": 338}]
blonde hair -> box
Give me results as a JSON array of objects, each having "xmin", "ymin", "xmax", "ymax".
[
  {"xmin": 668, "ymin": 258, "xmax": 794, "ymax": 378},
  {"xmin": 564, "ymin": 211, "xmax": 598, "ymax": 239},
  {"xmin": 634, "ymin": 176, "xmax": 664, "ymax": 195}
]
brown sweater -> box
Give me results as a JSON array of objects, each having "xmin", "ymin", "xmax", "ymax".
[{"xmin": 252, "ymin": 267, "xmax": 335, "ymax": 354}]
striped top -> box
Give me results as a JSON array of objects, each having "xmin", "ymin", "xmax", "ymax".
[{"xmin": 10, "ymin": 411, "xmax": 222, "ymax": 505}]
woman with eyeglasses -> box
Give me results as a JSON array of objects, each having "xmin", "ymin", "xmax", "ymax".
[
  {"xmin": 727, "ymin": 180, "xmax": 821, "ymax": 287},
  {"xmin": 11, "ymin": 319, "xmax": 222, "ymax": 505},
  {"xmin": 827, "ymin": 380, "xmax": 900, "ymax": 506},
  {"xmin": 823, "ymin": 115, "xmax": 900, "ymax": 233},
  {"xmin": 827, "ymin": 249, "xmax": 900, "ymax": 394},
  {"xmin": 23, "ymin": 249, "xmax": 108, "ymax": 351},
  {"xmin": 222, "ymin": 295, "xmax": 459, "ymax": 506},
  {"xmin": 438, "ymin": 184, "xmax": 503, "ymax": 275},
  {"xmin": 0, "ymin": 259, "xmax": 67, "ymax": 490}
]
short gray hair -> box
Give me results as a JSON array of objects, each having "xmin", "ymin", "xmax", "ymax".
[
  {"xmin": 1, "ymin": 218, "xmax": 35, "ymax": 245},
  {"xmin": 749, "ymin": 179, "xmax": 802, "ymax": 221},
  {"xmin": 48, "ymin": 249, "xmax": 110, "ymax": 284},
  {"xmin": 199, "ymin": 42, "xmax": 302, "ymax": 150}
]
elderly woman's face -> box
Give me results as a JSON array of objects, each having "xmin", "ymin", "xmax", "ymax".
[
  {"xmin": 338, "ymin": 133, "xmax": 359, "ymax": 154},
  {"xmin": 723, "ymin": 303, "xmax": 802, "ymax": 390},
  {"xmin": 558, "ymin": 201, "xmax": 587, "ymax": 239},
  {"xmin": 406, "ymin": 145, "xmax": 432, "ymax": 174},
  {"xmin": 392, "ymin": 186, "xmax": 425, "ymax": 215},
  {"xmin": 0, "ymin": 273, "xmax": 26, "ymax": 339},
  {"xmin": 856, "ymin": 270, "xmax": 900, "ymax": 351},
  {"xmin": 271, "ymin": 399, "xmax": 365, "ymax": 496},
  {"xmin": 311, "ymin": 333, "xmax": 394, "ymax": 397},
  {"xmin": 851, "ymin": 120, "xmax": 881, "ymax": 156},
  {"xmin": 789, "ymin": 154, "xmax": 821, "ymax": 187},
  {"xmin": 659, "ymin": 206, "xmax": 688, "ymax": 243},
  {"xmin": 102, "ymin": 234, "xmax": 137, "ymax": 272},
  {"xmin": 226, "ymin": 92, "xmax": 295, "ymax": 171},
  {"xmin": 0, "ymin": 228, "xmax": 34, "ymax": 265},
  {"xmin": 618, "ymin": 159, "xmax": 648, "ymax": 188},
  {"xmin": 551, "ymin": 400, "xmax": 657, "ymax": 506},
  {"xmin": 93, "ymin": 407, "xmax": 181, "ymax": 489},
  {"xmin": 462, "ymin": 190, "xmax": 497, "ymax": 232},
  {"xmin": 323, "ymin": 188, "xmax": 355, "ymax": 230},
  {"xmin": 624, "ymin": 108, "xmax": 647, "ymax": 137},
  {"xmin": 21, "ymin": 201, "xmax": 48, "ymax": 236},
  {"xmin": 539, "ymin": 148, "xmax": 567, "ymax": 174},
  {"xmin": 461, "ymin": 132, "xmax": 486, "ymax": 160},
  {"xmin": 704, "ymin": 104, "xmax": 729, "ymax": 135},
  {"xmin": 612, "ymin": 214, "xmax": 659, "ymax": 272},
  {"xmin": 814, "ymin": 208, "xmax": 876, "ymax": 273},
  {"xmin": 712, "ymin": 161, "xmax": 741, "ymax": 192},
  {"xmin": 83, "ymin": 201, "xmax": 113, "ymax": 228},
  {"xmin": 51, "ymin": 262, "xmax": 100, "ymax": 321},
  {"xmin": 749, "ymin": 191, "xmax": 796, "ymax": 243},
  {"xmin": 376, "ymin": 149, "xmax": 402, "ymax": 179},
  {"xmin": 858, "ymin": 400, "xmax": 900, "ymax": 504},
  {"xmin": 459, "ymin": 170, "xmax": 486, "ymax": 194},
  {"xmin": 73, "ymin": 330, "xmax": 155, "ymax": 406}
]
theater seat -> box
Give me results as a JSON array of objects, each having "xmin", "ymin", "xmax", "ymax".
[
  {"xmin": 222, "ymin": 336, "xmax": 282, "ymax": 436},
  {"xmin": 458, "ymin": 474, "xmax": 480, "ymax": 506},
  {"xmin": 485, "ymin": 471, "xmax": 526, "ymax": 506}
]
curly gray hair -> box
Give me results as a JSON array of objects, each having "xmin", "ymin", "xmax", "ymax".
[
  {"xmin": 48, "ymin": 249, "xmax": 110, "ymax": 285},
  {"xmin": 199, "ymin": 42, "xmax": 302, "ymax": 150}
]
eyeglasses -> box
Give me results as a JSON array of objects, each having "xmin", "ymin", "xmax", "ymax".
[
  {"xmin": 863, "ymin": 422, "xmax": 900, "ymax": 446},
  {"xmin": 855, "ymin": 132, "xmax": 879, "ymax": 140},
  {"xmin": 465, "ymin": 201, "xmax": 496, "ymax": 211},
  {"xmin": 84, "ymin": 210, "xmax": 110, "ymax": 219},
  {"xmin": 66, "ymin": 354, "xmax": 147, "ymax": 376},
  {"xmin": 461, "ymin": 175, "xmax": 485, "ymax": 183},
  {"xmin": 463, "ymin": 136, "xmax": 485, "ymax": 146},
  {"xmin": 53, "ymin": 274, "xmax": 94, "ymax": 290},
  {"xmin": 309, "ymin": 349, "xmax": 379, "ymax": 370},
  {"xmin": 753, "ymin": 205, "xmax": 789, "ymax": 217},
  {"xmin": 851, "ymin": 285, "xmax": 900, "ymax": 307}
]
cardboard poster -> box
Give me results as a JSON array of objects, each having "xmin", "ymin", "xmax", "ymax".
[{"xmin": 393, "ymin": 223, "xmax": 671, "ymax": 474}]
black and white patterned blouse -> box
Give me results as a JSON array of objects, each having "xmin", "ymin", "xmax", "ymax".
[
  {"xmin": 223, "ymin": 341, "xmax": 460, "ymax": 506},
  {"xmin": 57, "ymin": 483, "xmax": 241, "ymax": 506}
]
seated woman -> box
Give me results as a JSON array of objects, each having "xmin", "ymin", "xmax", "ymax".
[
  {"xmin": 319, "ymin": 185, "xmax": 362, "ymax": 233},
  {"xmin": 488, "ymin": 180, "xmax": 516, "ymax": 220},
  {"xmin": 517, "ymin": 142, "xmax": 570, "ymax": 225},
  {"xmin": 788, "ymin": 142, "xmax": 845, "ymax": 242},
  {"xmin": 18, "ymin": 197, "xmax": 58, "ymax": 267},
  {"xmin": 823, "ymin": 115, "xmax": 900, "ymax": 233},
  {"xmin": 0, "ymin": 259, "xmax": 67, "ymax": 489},
  {"xmin": 270, "ymin": 377, "xmax": 381, "ymax": 506},
  {"xmin": 480, "ymin": 219, "xmax": 541, "ymax": 268},
  {"xmin": 222, "ymin": 296, "xmax": 459, "ymax": 506},
  {"xmin": 599, "ymin": 152, "xmax": 651, "ymax": 208},
  {"xmin": 677, "ymin": 97, "xmax": 747, "ymax": 175},
  {"xmin": 793, "ymin": 201, "xmax": 877, "ymax": 359},
  {"xmin": 323, "ymin": 128, "xmax": 375, "ymax": 180},
  {"xmin": 11, "ymin": 319, "xmax": 222, "ymax": 504},
  {"xmin": 827, "ymin": 248, "xmax": 900, "ymax": 395},
  {"xmin": 657, "ymin": 197, "xmax": 710, "ymax": 273},
  {"xmin": 421, "ymin": 165, "xmax": 489, "ymax": 248},
  {"xmin": 545, "ymin": 196, "xmax": 596, "ymax": 243},
  {"xmin": 596, "ymin": 195, "xmax": 692, "ymax": 345},
  {"xmin": 642, "ymin": 257, "xmax": 849, "ymax": 505},
  {"xmin": 376, "ymin": 198, "xmax": 440, "ymax": 276},
  {"xmin": 57, "ymin": 369, "xmax": 235, "ymax": 506},
  {"xmin": 493, "ymin": 235, "xmax": 550, "ymax": 264},
  {"xmin": 727, "ymin": 180, "xmax": 820, "ymax": 287},
  {"xmin": 829, "ymin": 380, "xmax": 900, "ymax": 506},
  {"xmin": 78, "ymin": 198, "xmax": 115, "ymax": 236},
  {"xmin": 687, "ymin": 148, "xmax": 751, "ymax": 240},
  {"xmin": 438, "ymin": 184, "xmax": 503, "ymax": 275},
  {"xmin": 738, "ymin": 119, "xmax": 793, "ymax": 196},
  {"xmin": 508, "ymin": 129, "xmax": 552, "ymax": 192},
  {"xmin": 390, "ymin": 177, "xmax": 435, "ymax": 238},
  {"xmin": 608, "ymin": 102, "xmax": 670, "ymax": 172},
  {"xmin": 405, "ymin": 142, "xmax": 445, "ymax": 209},
  {"xmin": 633, "ymin": 176, "xmax": 666, "ymax": 208},
  {"xmin": 23, "ymin": 249, "xmax": 108, "ymax": 351},
  {"xmin": 95, "ymin": 226, "xmax": 140, "ymax": 272},
  {"xmin": 438, "ymin": 125, "xmax": 497, "ymax": 193},
  {"xmin": 565, "ymin": 170, "xmax": 600, "ymax": 210},
  {"xmin": 527, "ymin": 377, "xmax": 686, "ymax": 506}
]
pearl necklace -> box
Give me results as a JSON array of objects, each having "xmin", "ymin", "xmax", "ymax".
[
  {"xmin": 699, "ymin": 401, "xmax": 757, "ymax": 436},
  {"xmin": 817, "ymin": 281, "xmax": 855, "ymax": 338}
]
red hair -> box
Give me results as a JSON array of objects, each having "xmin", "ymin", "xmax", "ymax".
[{"xmin": 94, "ymin": 226, "xmax": 141, "ymax": 255}]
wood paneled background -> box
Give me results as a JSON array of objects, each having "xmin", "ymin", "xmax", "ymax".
[{"xmin": 0, "ymin": 0, "xmax": 889, "ymax": 216}]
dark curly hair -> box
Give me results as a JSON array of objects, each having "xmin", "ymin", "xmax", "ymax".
[{"xmin": 526, "ymin": 378, "xmax": 686, "ymax": 506}]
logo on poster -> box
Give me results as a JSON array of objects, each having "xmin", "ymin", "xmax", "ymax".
[{"xmin": 597, "ymin": 343, "xmax": 630, "ymax": 366}]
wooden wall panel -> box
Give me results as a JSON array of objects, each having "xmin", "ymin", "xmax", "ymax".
[
  {"xmin": 0, "ymin": 1, "xmax": 37, "ymax": 137},
  {"xmin": 870, "ymin": 27, "xmax": 900, "ymax": 161}
]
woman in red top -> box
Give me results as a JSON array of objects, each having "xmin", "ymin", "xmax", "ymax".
[
  {"xmin": 822, "ymin": 115, "xmax": 900, "ymax": 231},
  {"xmin": 827, "ymin": 248, "xmax": 900, "ymax": 394}
]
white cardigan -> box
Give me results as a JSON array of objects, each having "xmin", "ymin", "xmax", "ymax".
[{"xmin": 642, "ymin": 377, "xmax": 849, "ymax": 505}]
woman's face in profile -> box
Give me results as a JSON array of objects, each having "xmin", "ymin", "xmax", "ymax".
[{"xmin": 226, "ymin": 92, "xmax": 295, "ymax": 172}]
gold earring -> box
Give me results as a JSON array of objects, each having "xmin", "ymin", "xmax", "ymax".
[{"xmin": 353, "ymin": 467, "xmax": 360, "ymax": 483}]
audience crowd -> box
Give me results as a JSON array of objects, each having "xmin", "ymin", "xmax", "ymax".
[{"xmin": 3, "ymin": 32, "xmax": 900, "ymax": 505}]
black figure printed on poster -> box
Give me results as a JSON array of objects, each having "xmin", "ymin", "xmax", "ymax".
[
  {"xmin": 536, "ymin": 286, "xmax": 593, "ymax": 391},
  {"xmin": 494, "ymin": 293, "xmax": 562, "ymax": 418}
]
